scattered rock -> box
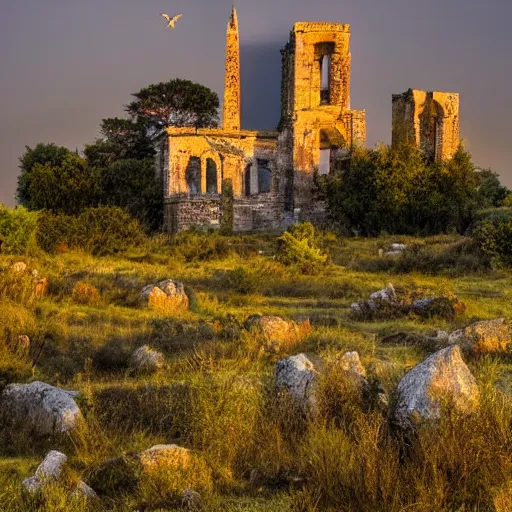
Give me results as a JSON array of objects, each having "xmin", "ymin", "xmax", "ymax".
[
  {"xmin": 22, "ymin": 450, "xmax": 68, "ymax": 494},
  {"xmin": 22, "ymin": 450, "xmax": 97, "ymax": 500},
  {"xmin": 140, "ymin": 279, "xmax": 189, "ymax": 311},
  {"xmin": 351, "ymin": 283, "xmax": 399, "ymax": 317},
  {"xmin": 138, "ymin": 444, "xmax": 191, "ymax": 472},
  {"xmin": 14, "ymin": 335, "xmax": 30, "ymax": 355},
  {"xmin": 11, "ymin": 262, "xmax": 28, "ymax": 273},
  {"xmin": 276, "ymin": 353, "xmax": 317, "ymax": 413},
  {"xmin": 339, "ymin": 351, "xmax": 367, "ymax": 381},
  {"xmin": 246, "ymin": 315, "xmax": 309, "ymax": 352},
  {"xmin": 448, "ymin": 318, "xmax": 512, "ymax": 354},
  {"xmin": 385, "ymin": 250, "xmax": 403, "ymax": 257},
  {"xmin": 411, "ymin": 297, "xmax": 457, "ymax": 320},
  {"xmin": 34, "ymin": 277, "xmax": 48, "ymax": 298},
  {"xmin": 130, "ymin": 345, "xmax": 165, "ymax": 374},
  {"xmin": 391, "ymin": 243, "xmax": 407, "ymax": 251},
  {"xmin": 394, "ymin": 345, "xmax": 480, "ymax": 429},
  {"xmin": 182, "ymin": 487, "xmax": 202, "ymax": 510},
  {"xmin": 0, "ymin": 381, "xmax": 81, "ymax": 437}
]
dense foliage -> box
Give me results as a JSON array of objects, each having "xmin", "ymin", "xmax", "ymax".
[
  {"xmin": 126, "ymin": 78, "xmax": 220, "ymax": 130},
  {"xmin": 322, "ymin": 144, "xmax": 508, "ymax": 236},
  {"xmin": 0, "ymin": 205, "xmax": 38, "ymax": 255}
]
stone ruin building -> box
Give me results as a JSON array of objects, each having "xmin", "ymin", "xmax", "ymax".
[
  {"xmin": 156, "ymin": 7, "xmax": 460, "ymax": 234},
  {"xmin": 392, "ymin": 89, "xmax": 460, "ymax": 162}
]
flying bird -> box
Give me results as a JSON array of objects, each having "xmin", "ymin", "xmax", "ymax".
[{"xmin": 161, "ymin": 13, "xmax": 182, "ymax": 28}]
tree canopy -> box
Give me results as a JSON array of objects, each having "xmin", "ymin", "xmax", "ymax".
[{"xmin": 126, "ymin": 78, "xmax": 219, "ymax": 130}]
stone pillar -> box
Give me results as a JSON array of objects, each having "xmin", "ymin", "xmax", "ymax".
[{"xmin": 223, "ymin": 6, "xmax": 241, "ymax": 131}]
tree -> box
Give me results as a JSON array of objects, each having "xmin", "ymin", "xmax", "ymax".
[
  {"xmin": 100, "ymin": 158, "xmax": 163, "ymax": 231},
  {"xmin": 476, "ymin": 168, "xmax": 509, "ymax": 208},
  {"xmin": 84, "ymin": 118, "xmax": 155, "ymax": 169},
  {"xmin": 17, "ymin": 143, "xmax": 70, "ymax": 206},
  {"xmin": 126, "ymin": 78, "xmax": 219, "ymax": 130},
  {"xmin": 24, "ymin": 153, "xmax": 101, "ymax": 214}
]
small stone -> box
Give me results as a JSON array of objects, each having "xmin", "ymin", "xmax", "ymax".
[
  {"xmin": 339, "ymin": 351, "xmax": 367, "ymax": 380},
  {"xmin": 130, "ymin": 345, "xmax": 165, "ymax": 374},
  {"xmin": 182, "ymin": 487, "xmax": 201, "ymax": 510},
  {"xmin": 139, "ymin": 444, "xmax": 191, "ymax": 472},
  {"xmin": 11, "ymin": 262, "xmax": 27, "ymax": 273},
  {"xmin": 22, "ymin": 451, "xmax": 68, "ymax": 495}
]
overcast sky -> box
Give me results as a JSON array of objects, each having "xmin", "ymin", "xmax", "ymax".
[{"xmin": 1, "ymin": 0, "xmax": 511, "ymax": 206}]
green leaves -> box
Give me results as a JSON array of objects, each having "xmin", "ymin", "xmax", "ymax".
[{"xmin": 126, "ymin": 78, "xmax": 219, "ymax": 129}]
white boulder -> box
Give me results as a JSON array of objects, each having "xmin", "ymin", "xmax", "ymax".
[
  {"xmin": 1, "ymin": 381, "xmax": 81, "ymax": 436},
  {"xmin": 394, "ymin": 345, "xmax": 480, "ymax": 429}
]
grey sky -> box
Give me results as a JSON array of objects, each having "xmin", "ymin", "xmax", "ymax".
[{"xmin": 1, "ymin": 0, "xmax": 511, "ymax": 206}]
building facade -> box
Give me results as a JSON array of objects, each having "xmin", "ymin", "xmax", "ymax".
[{"xmin": 157, "ymin": 7, "xmax": 367, "ymax": 234}]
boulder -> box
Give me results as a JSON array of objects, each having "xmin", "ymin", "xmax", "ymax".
[
  {"xmin": 390, "ymin": 243, "xmax": 406, "ymax": 251},
  {"xmin": 394, "ymin": 345, "xmax": 480, "ymax": 429},
  {"xmin": 411, "ymin": 297, "xmax": 457, "ymax": 320},
  {"xmin": 130, "ymin": 345, "xmax": 165, "ymax": 374},
  {"xmin": 448, "ymin": 318, "xmax": 512, "ymax": 354},
  {"xmin": 339, "ymin": 351, "xmax": 367, "ymax": 381},
  {"xmin": 182, "ymin": 488, "xmax": 201, "ymax": 510},
  {"xmin": 1, "ymin": 381, "xmax": 81, "ymax": 436},
  {"xmin": 276, "ymin": 353, "xmax": 317, "ymax": 412},
  {"xmin": 350, "ymin": 283, "xmax": 399, "ymax": 317},
  {"xmin": 140, "ymin": 279, "xmax": 189, "ymax": 311},
  {"xmin": 22, "ymin": 450, "xmax": 67, "ymax": 494},
  {"xmin": 246, "ymin": 315, "xmax": 309, "ymax": 353},
  {"xmin": 385, "ymin": 250, "xmax": 403, "ymax": 257},
  {"xmin": 139, "ymin": 444, "xmax": 191, "ymax": 473}
]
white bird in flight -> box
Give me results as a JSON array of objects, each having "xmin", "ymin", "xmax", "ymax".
[{"xmin": 161, "ymin": 13, "xmax": 182, "ymax": 28}]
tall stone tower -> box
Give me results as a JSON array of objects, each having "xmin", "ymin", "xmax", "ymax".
[
  {"xmin": 279, "ymin": 22, "xmax": 366, "ymax": 221},
  {"xmin": 223, "ymin": 6, "xmax": 241, "ymax": 132}
]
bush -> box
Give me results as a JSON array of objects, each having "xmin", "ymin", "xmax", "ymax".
[
  {"xmin": 71, "ymin": 281, "xmax": 101, "ymax": 305},
  {"xmin": 36, "ymin": 206, "xmax": 147, "ymax": 255},
  {"xmin": 169, "ymin": 230, "xmax": 231, "ymax": 262},
  {"xmin": 472, "ymin": 218, "xmax": 512, "ymax": 268},
  {"xmin": 0, "ymin": 205, "xmax": 39, "ymax": 255},
  {"xmin": 276, "ymin": 223, "xmax": 328, "ymax": 274}
]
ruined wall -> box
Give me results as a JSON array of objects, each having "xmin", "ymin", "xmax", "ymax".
[
  {"xmin": 392, "ymin": 89, "xmax": 460, "ymax": 161},
  {"xmin": 223, "ymin": 7, "xmax": 241, "ymax": 132},
  {"xmin": 164, "ymin": 197, "xmax": 221, "ymax": 233},
  {"xmin": 279, "ymin": 22, "xmax": 366, "ymax": 219}
]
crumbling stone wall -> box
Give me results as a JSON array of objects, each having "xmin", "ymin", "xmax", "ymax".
[{"xmin": 392, "ymin": 89, "xmax": 460, "ymax": 161}]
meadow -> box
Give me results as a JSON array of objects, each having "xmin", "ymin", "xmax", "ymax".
[{"xmin": 0, "ymin": 230, "xmax": 511, "ymax": 511}]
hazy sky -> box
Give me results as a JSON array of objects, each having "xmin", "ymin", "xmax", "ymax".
[{"xmin": 1, "ymin": 0, "xmax": 511, "ymax": 206}]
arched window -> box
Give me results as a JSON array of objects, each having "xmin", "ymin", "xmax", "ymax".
[
  {"xmin": 244, "ymin": 164, "xmax": 252, "ymax": 196},
  {"xmin": 257, "ymin": 159, "xmax": 272, "ymax": 193},
  {"xmin": 185, "ymin": 156, "xmax": 201, "ymax": 195},
  {"xmin": 320, "ymin": 54, "xmax": 331, "ymax": 104},
  {"xmin": 206, "ymin": 158, "xmax": 217, "ymax": 194}
]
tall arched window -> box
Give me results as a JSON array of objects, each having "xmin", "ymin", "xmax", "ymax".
[
  {"xmin": 206, "ymin": 158, "xmax": 217, "ymax": 194},
  {"xmin": 185, "ymin": 156, "xmax": 201, "ymax": 195},
  {"xmin": 257, "ymin": 159, "xmax": 272, "ymax": 193},
  {"xmin": 244, "ymin": 164, "xmax": 252, "ymax": 196}
]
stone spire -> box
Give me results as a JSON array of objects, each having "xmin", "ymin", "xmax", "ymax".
[{"xmin": 223, "ymin": 5, "xmax": 241, "ymax": 131}]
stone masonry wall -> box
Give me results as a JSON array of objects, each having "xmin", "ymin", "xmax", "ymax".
[{"xmin": 392, "ymin": 89, "xmax": 460, "ymax": 162}]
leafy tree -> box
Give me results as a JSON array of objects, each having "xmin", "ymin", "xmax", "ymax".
[
  {"xmin": 100, "ymin": 158, "xmax": 163, "ymax": 231},
  {"xmin": 24, "ymin": 153, "xmax": 101, "ymax": 214},
  {"xmin": 84, "ymin": 118, "xmax": 155, "ymax": 168},
  {"xmin": 476, "ymin": 168, "xmax": 509, "ymax": 208},
  {"xmin": 126, "ymin": 78, "xmax": 219, "ymax": 130},
  {"xmin": 17, "ymin": 143, "xmax": 70, "ymax": 206}
]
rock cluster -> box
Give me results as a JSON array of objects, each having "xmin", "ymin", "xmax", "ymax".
[{"xmin": 140, "ymin": 279, "xmax": 189, "ymax": 311}]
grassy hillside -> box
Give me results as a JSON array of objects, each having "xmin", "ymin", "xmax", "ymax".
[{"xmin": 0, "ymin": 231, "xmax": 511, "ymax": 511}]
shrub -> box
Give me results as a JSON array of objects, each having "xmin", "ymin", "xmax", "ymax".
[
  {"xmin": 37, "ymin": 206, "xmax": 147, "ymax": 255},
  {"xmin": 92, "ymin": 337, "xmax": 134, "ymax": 372},
  {"xmin": 169, "ymin": 229, "xmax": 231, "ymax": 262},
  {"xmin": 0, "ymin": 205, "xmax": 39, "ymax": 255},
  {"xmin": 276, "ymin": 223, "xmax": 328, "ymax": 274},
  {"xmin": 472, "ymin": 218, "xmax": 512, "ymax": 268},
  {"xmin": 71, "ymin": 281, "xmax": 101, "ymax": 305}
]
